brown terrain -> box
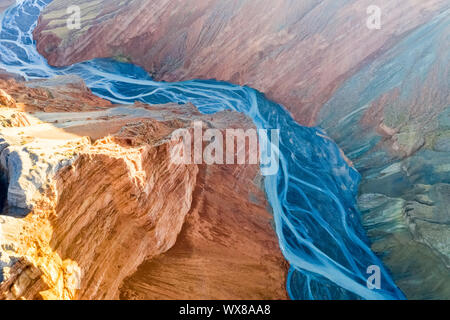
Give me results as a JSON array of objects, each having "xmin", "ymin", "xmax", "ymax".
[
  {"xmin": 0, "ymin": 73, "xmax": 288, "ymax": 299},
  {"xmin": 33, "ymin": 0, "xmax": 448, "ymax": 125},
  {"xmin": 1, "ymin": 0, "xmax": 449, "ymax": 300}
]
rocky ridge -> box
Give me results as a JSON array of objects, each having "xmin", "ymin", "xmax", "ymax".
[
  {"xmin": 0, "ymin": 74, "xmax": 287, "ymax": 299},
  {"xmin": 18, "ymin": 0, "xmax": 450, "ymax": 298}
]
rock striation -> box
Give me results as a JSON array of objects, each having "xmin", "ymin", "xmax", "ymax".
[
  {"xmin": 0, "ymin": 75, "xmax": 287, "ymax": 299},
  {"xmin": 317, "ymin": 10, "xmax": 450, "ymax": 298},
  {"xmin": 33, "ymin": 0, "xmax": 449, "ymax": 125}
]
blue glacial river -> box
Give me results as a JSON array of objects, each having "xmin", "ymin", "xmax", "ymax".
[{"xmin": 0, "ymin": 0, "xmax": 405, "ymax": 300}]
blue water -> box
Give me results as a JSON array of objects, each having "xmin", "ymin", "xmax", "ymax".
[{"xmin": 0, "ymin": 0, "xmax": 405, "ymax": 300}]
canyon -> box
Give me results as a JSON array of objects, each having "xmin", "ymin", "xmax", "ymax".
[
  {"xmin": 0, "ymin": 73, "xmax": 288, "ymax": 299},
  {"xmin": 0, "ymin": 0, "xmax": 448, "ymax": 299},
  {"xmin": 33, "ymin": 0, "xmax": 448, "ymax": 125}
]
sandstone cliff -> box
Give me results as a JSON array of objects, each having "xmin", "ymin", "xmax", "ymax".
[
  {"xmin": 32, "ymin": 0, "xmax": 450, "ymax": 299},
  {"xmin": 0, "ymin": 74, "xmax": 287, "ymax": 299}
]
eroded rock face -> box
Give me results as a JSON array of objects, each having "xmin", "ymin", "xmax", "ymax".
[
  {"xmin": 120, "ymin": 160, "xmax": 288, "ymax": 300},
  {"xmin": 19, "ymin": 0, "xmax": 450, "ymax": 298},
  {"xmin": 0, "ymin": 77, "xmax": 287, "ymax": 299},
  {"xmin": 33, "ymin": 0, "xmax": 448, "ymax": 125}
]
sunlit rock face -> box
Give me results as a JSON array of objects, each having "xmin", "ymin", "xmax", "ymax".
[
  {"xmin": 0, "ymin": 75, "xmax": 287, "ymax": 299},
  {"xmin": 120, "ymin": 156, "xmax": 289, "ymax": 300},
  {"xmin": 13, "ymin": 0, "xmax": 449, "ymax": 299}
]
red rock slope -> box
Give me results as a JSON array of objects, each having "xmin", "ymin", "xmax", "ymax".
[
  {"xmin": 33, "ymin": 0, "xmax": 448, "ymax": 125},
  {"xmin": 0, "ymin": 74, "xmax": 287, "ymax": 300}
]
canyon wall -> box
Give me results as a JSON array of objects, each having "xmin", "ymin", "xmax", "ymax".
[
  {"xmin": 318, "ymin": 10, "xmax": 450, "ymax": 298},
  {"xmin": 0, "ymin": 74, "xmax": 287, "ymax": 299},
  {"xmin": 21, "ymin": 0, "xmax": 450, "ymax": 298},
  {"xmin": 33, "ymin": 0, "xmax": 448, "ymax": 125}
]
